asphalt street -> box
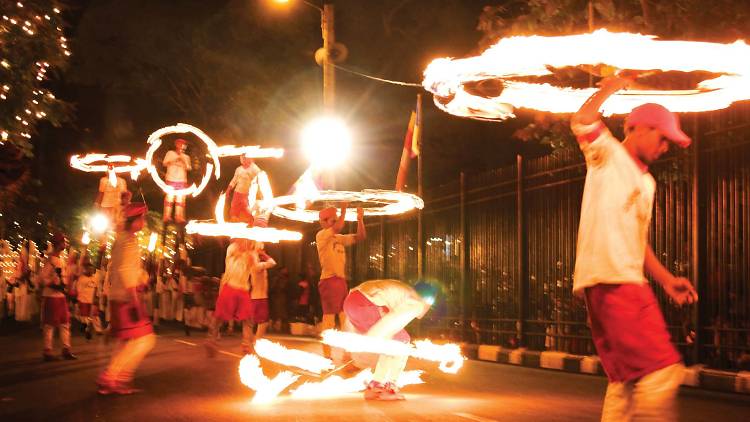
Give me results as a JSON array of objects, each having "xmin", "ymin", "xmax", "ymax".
[{"xmin": 1, "ymin": 322, "xmax": 749, "ymax": 421}]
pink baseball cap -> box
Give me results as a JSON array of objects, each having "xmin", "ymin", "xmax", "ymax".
[{"xmin": 625, "ymin": 103, "xmax": 691, "ymax": 148}]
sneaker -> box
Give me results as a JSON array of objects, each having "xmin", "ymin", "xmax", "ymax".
[
  {"xmin": 381, "ymin": 382, "xmax": 405, "ymax": 401},
  {"xmin": 62, "ymin": 349, "xmax": 78, "ymax": 360},
  {"xmin": 96, "ymin": 374, "xmax": 116, "ymax": 395},
  {"xmin": 43, "ymin": 352, "xmax": 57, "ymax": 362},
  {"xmin": 364, "ymin": 381, "xmax": 386, "ymax": 400}
]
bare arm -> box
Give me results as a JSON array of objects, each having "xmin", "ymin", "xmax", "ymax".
[
  {"xmin": 355, "ymin": 207, "xmax": 366, "ymax": 241},
  {"xmin": 571, "ymin": 76, "xmax": 631, "ymax": 128},
  {"xmin": 332, "ymin": 203, "xmax": 348, "ymax": 234},
  {"xmin": 645, "ymin": 245, "xmax": 698, "ymax": 305}
]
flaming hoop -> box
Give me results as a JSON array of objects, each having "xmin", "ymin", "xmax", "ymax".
[
  {"xmin": 70, "ymin": 153, "xmax": 147, "ymax": 184},
  {"xmin": 272, "ymin": 189, "xmax": 425, "ymax": 223},
  {"xmin": 216, "ymin": 145, "xmax": 284, "ymax": 159},
  {"xmin": 145, "ymin": 123, "xmax": 221, "ymax": 197},
  {"xmin": 423, "ymin": 29, "xmax": 750, "ymax": 120},
  {"xmin": 185, "ymin": 194, "xmax": 302, "ymax": 243}
]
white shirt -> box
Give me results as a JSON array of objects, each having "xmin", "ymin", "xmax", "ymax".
[
  {"xmin": 40, "ymin": 255, "xmax": 65, "ymax": 298},
  {"xmin": 352, "ymin": 279, "xmax": 428, "ymax": 339},
  {"xmin": 316, "ymin": 228, "xmax": 357, "ymax": 279},
  {"xmin": 163, "ymin": 150, "xmax": 191, "ymax": 182},
  {"xmin": 572, "ymin": 121, "xmax": 656, "ymax": 294},
  {"xmin": 99, "ymin": 176, "xmax": 127, "ymax": 208},
  {"xmin": 108, "ymin": 232, "xmax": 148, "ymax": 301},
  {"xmin": 77, "ymin": 274, "xmax": 97, "ymax": 304},
  {"xmin": 250, "ymin": 253, "xmax": 276, "ymax": 299},
  {"xmin": 228, "ymin": 164, "xmax": 261, "ymax": 194}
]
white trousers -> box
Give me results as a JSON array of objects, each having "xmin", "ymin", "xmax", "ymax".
[
  {"xmin": 43, "ymin": 324, "xmax": 71, "ymax": 351},
  {"xmin": 103, "ymin": 334, "xmax": 156, "ymax": 383},
  {"xmin": 372, "ymin": 354, "xmax": 409, "ymax": 385},
  {"xmin": 601, "ymin": 363, "xmax": 684, "ymax": 422}
]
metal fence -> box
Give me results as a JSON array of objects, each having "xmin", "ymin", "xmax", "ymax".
[{"xmin": 292, "ymin": 102, "xmax": 750, "ymax": 371}]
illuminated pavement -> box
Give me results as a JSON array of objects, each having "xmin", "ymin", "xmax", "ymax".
[{"xmin": 1, "ymin": 323, "xmax": 749, "ymax": 421}]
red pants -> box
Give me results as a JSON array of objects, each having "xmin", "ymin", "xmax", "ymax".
[
  {"xmin": 42, "ymin": 296, "xmax": 70, "ymax": 326},
  {"xmin": 585, "ymin": 284, "xmax": 681, "ymax": 383},
  {"xmin": 251, "ymin": 298, "xmax": 269, "ymax": 324},
  {"xmin": 213, "ymin": 285, "xmax": 252, "ymax": 322},
  {"xmin": 110, "ymin": 301, "xmax": 153, "ymax": 340},
  {"xmin": 319, "ymin": 276, "xmax": 348, "ymax": 314},
  {"xmin": 343, "ymin": 290, "xmax": 410, "ymax": 343}
]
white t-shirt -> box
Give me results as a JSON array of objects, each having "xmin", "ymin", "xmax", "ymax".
[
  {"xmin": 220, "ymin": 241, "xmax": 254, "ymax": 290},
  {"xmin": 250, "ymin": 253, "xmax": 276, "ymax": 299},
  {"xmin": 316, "ymin": 228, "xmax": 357, "ymax": 279},
  {"xmin": 108, "ymin": 232, "xmax": 148, "ymax": 302},
  {"xmin": 40, "ymin": 254, "xmax": 65, "ymax": 298},
  {"xmin": 572, "ymin": 121, "xmax": 656, "ymax": 295},
  {"xmin": 228, "ymin": 163, "xmax": 261, "ymax": 194},
  {"xmin": 77, "ymin": 274, "xmax": 97, "ymax": 304},
  {"xmin": 163, "ymin": 150, "xmax": 191, "ymax": 182},
  {"xmin": 99, "ymin": 176, "xmax": 127, "ymax": 208},
  {"xmin": 353, "ymin": 279, "xmax": 423, "ymax": 313}
]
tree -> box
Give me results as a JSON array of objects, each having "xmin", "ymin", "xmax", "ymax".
[
  {"xmin": 0, "ymin": 0, "xmax": 72, "ymax": 209},
  {"xmin": 476, "ymin": 0, "xmax": 750, "ymax": 149}
]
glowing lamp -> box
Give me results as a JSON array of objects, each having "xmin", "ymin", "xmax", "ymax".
[
  {"xmin": 90, "ymin": 213, "xmax": 110, "ymax": 234},
  {"xmin": 301, "ymin": 117, "xmax": 351, "ymax": 169}
]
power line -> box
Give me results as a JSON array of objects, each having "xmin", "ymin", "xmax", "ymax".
[{"xmin": 332, "ymin": 63, "xmax": 423, "ymax": 88}]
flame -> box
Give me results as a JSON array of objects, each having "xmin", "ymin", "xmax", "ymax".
[
  {"xmin": 272, "ymin": 189, "xmax": 425, "ymax": 223},
  {"xmin": 70, "ymin": 153, "xmax": 147, "ymax": 177},
  {"xmin": 238, "ymin": 355, "xmax": 299, "ymax": 404},
  {"xmin": 216, "ymin": 145, "xmax": 284, "ymax": 159},
  {"xmin": 254, "ymin": 339, "xmax": 334, "ymax": 374},
  {"xmin": 185, "ymin": 193, "xmax": 302, "ymax": 243},
  {"xmin": 290, "ymin": 369, "xmax": 425, "ymax": 399},
  {"xmin": 147, "ymin": 232, "xmax": 158, "ymax": 252},
  {"xmin": 423, "ymin": 29, "xmax": 750, "ymax": 120},
  {"xmin": 321, "ymin": 330, "xmax": 465, "ymax": 374}
]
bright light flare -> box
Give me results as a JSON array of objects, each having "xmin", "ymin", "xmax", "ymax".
[
  {"xmin": 423, "ymin": 29, "xmax": 750, "ymax": 120},
  {"xmin": 81, "ymin": 232, "xmax": 91, "ymax": 245},
  {"xmin": 321, "ymin": 330, "xmax": 465, "ymax": 374},
  {"xmin": 238, "ymin": 355, "xmax": 299, "ymax": 404},
  {"xmin": 89, "ymin": 213, "xmax": 110, "ymax": 234},
  {"xmin": 272, "ymin": 189, "xmax": 424, "ymax": 223},
  {"xmin": 147, "ymin": 232, "xmax": 158, "ymax": 252},
  {"xmin": 254, "ymin": 339, "xmax": 335, "ymax": 374},
  {"xmin": 301, "ymin": 117, "xmax": 351, "ymax": 169}
]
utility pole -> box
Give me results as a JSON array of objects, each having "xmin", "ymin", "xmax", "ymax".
[{"xmin": 321, "ymin": 3, "xmax": 335, "ymax": 111}]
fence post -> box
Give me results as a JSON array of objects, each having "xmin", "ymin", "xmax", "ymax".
[
  {"xmin": 516, "ymin": 154, "xmax": 527, "ymax": 347},
  {"xmin": 459, "ymin": 172, "xmax": 467, "ymax": 340},
  {"xmin": 691, "ymin": 114, "xmax": 701, "ymax": 365}
]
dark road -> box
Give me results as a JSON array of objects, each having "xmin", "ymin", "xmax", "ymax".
[{"xmin": 1, "ymin": 324, "xmax": 749, "ymax": 421}]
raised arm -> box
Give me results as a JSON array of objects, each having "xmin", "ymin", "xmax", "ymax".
[
  {"xmin": 332, "ymin": 203, "xmax": 348, "ymax": 234},
  {"xmin": 355, "ymin": 207, "xmax": 366, "ymax": 242},
  {"xmin": 571, "ymin": 76, "xmax": 632, "ymax": 128}
]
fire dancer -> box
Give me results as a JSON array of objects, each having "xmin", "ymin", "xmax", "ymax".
[
  {"xmin": 571, "ymin": 75, "xmax": 698, "ymax": 421},
  {"xmin": 97, "ymin": 203, "xmax": 155, "ymax": 395},
  {"xmin": 343, "ymin": 279, "xmax": 437, "ymax": 401},
  {"xmin": 316, "ymin": 204, "xmax": 366, "ymax": 357},
  {"xmin": 162, "ymin": 138, "xmax": 191, "ymax": 223},
  {"xmin": 227, "ymin": 155, "xmax": 261, "ymax": 222},
  {"xmin": 39, "ymin": 233, "xmax": 76, "ymax": 361},
  {"xmin": 249, "ymin": 246, "xmax": 276, "ymax": 341},
  {"xmin": 205, "ymin": 212, "xmax": 259, "ymax": 356},
  {"xmin": 95, "ymin": 165, "xmax": 128, "ymax": 237}
]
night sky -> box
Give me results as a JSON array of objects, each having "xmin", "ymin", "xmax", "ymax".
[{"xmin": 19, "ymin": 0, "xmax": 532, "ymax": 236}]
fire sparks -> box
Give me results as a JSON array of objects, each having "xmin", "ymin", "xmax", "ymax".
[
  {"xmin": 216, "ymin": 145, "xmax": 284, "ymax": 159},
  {"xmin": 272, "ymin": 189, "xmax": 425, "ymax": 223},
  {"xmin": 423, "ymin": 29, "xmax": 750, "ymax": 120},
  {"xmin": 69, "ymin": 153, "xmax": 147, "ymax": 181},
  {"xmin": 290, "ymin": 369, "xmax": 425, "ymax": 400},
  {"xmin": 254, "ymin": 339, "xmax": 334, "ymax": 374},
  {"xmin": 321, "ymin": 330, "xmax": 465, "ymax": 374},
  {"xmin": 238, "ymin": 355, "xmax": 299, "ymax": 404},
  {"xmin": 185, "ymin": 194, "xmax": 302, "ymax": 243}
]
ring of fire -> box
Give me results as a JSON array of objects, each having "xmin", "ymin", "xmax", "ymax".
[
  {"xmin": 422, "ymin": 29, "xmax": 750, "ymax": 120},
  {"xmin": 271, "ymin": 189, "xmax": 425, "ymax": 223},
  {"xmin": 145, "ymin": 123, "xmax": 221, "ymax": 197}
]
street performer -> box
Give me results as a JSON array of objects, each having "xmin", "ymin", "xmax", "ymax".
[
  {"xmin": 39, "ymin": 233, "xmax": 77, "ymax": 361},
  {"xmin": 316, "ymin": 204, "xmax": 365, "ymax": 358},
  {"xmin": 571, "ymin": 74, "xmax": 698, "ymax": 421},
  {"xmin": 227, "ymin": 155, "xmax": 261, "ymax": 222},
  {"xmin": 97, "ymin": 203, "xmax": 155, "ymax": 395},
  {"xmin": 162, "ymin": 138, "xmax": 191, "ymax": 223},
  {"xmin": 343, "ymin": 279, "xmax": 437, "ymax": 401}
]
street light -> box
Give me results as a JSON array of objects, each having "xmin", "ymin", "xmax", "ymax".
[
  {"xmin": 271, "ymin": 0, "xmax": 346, "ymax": 112},
  {"xmin": 301, "ymin": 116, "xmax": 351, "ymax": 169}
]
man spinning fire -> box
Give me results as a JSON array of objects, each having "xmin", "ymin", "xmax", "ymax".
[
  {"xmin": 342, "ymin": 279, "xmax": 437, "ymax": 401},
  {"xmin": 162, "ymin": 138, "xmax": 191, "ymax": 223},
  {"xmin": 227, "ymin": 155, "xmax": 261, "ymax": 221}
]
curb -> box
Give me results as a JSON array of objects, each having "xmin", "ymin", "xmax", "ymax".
[{"xmin": 469, "ymin": 344, "xmax": 750, "ymax": 396}]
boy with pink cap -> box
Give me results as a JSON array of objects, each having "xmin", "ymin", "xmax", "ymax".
[
  {"xmin": 571, "ymin": 75, "xmax": 697, "ymax": 421},
  {"xmin": 315, "ymin": 203, "xmax": 365, "ymax": 357},
  {"xmin": 162, "ymin": 138, "xmax": 191, "ymax": 223}
]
